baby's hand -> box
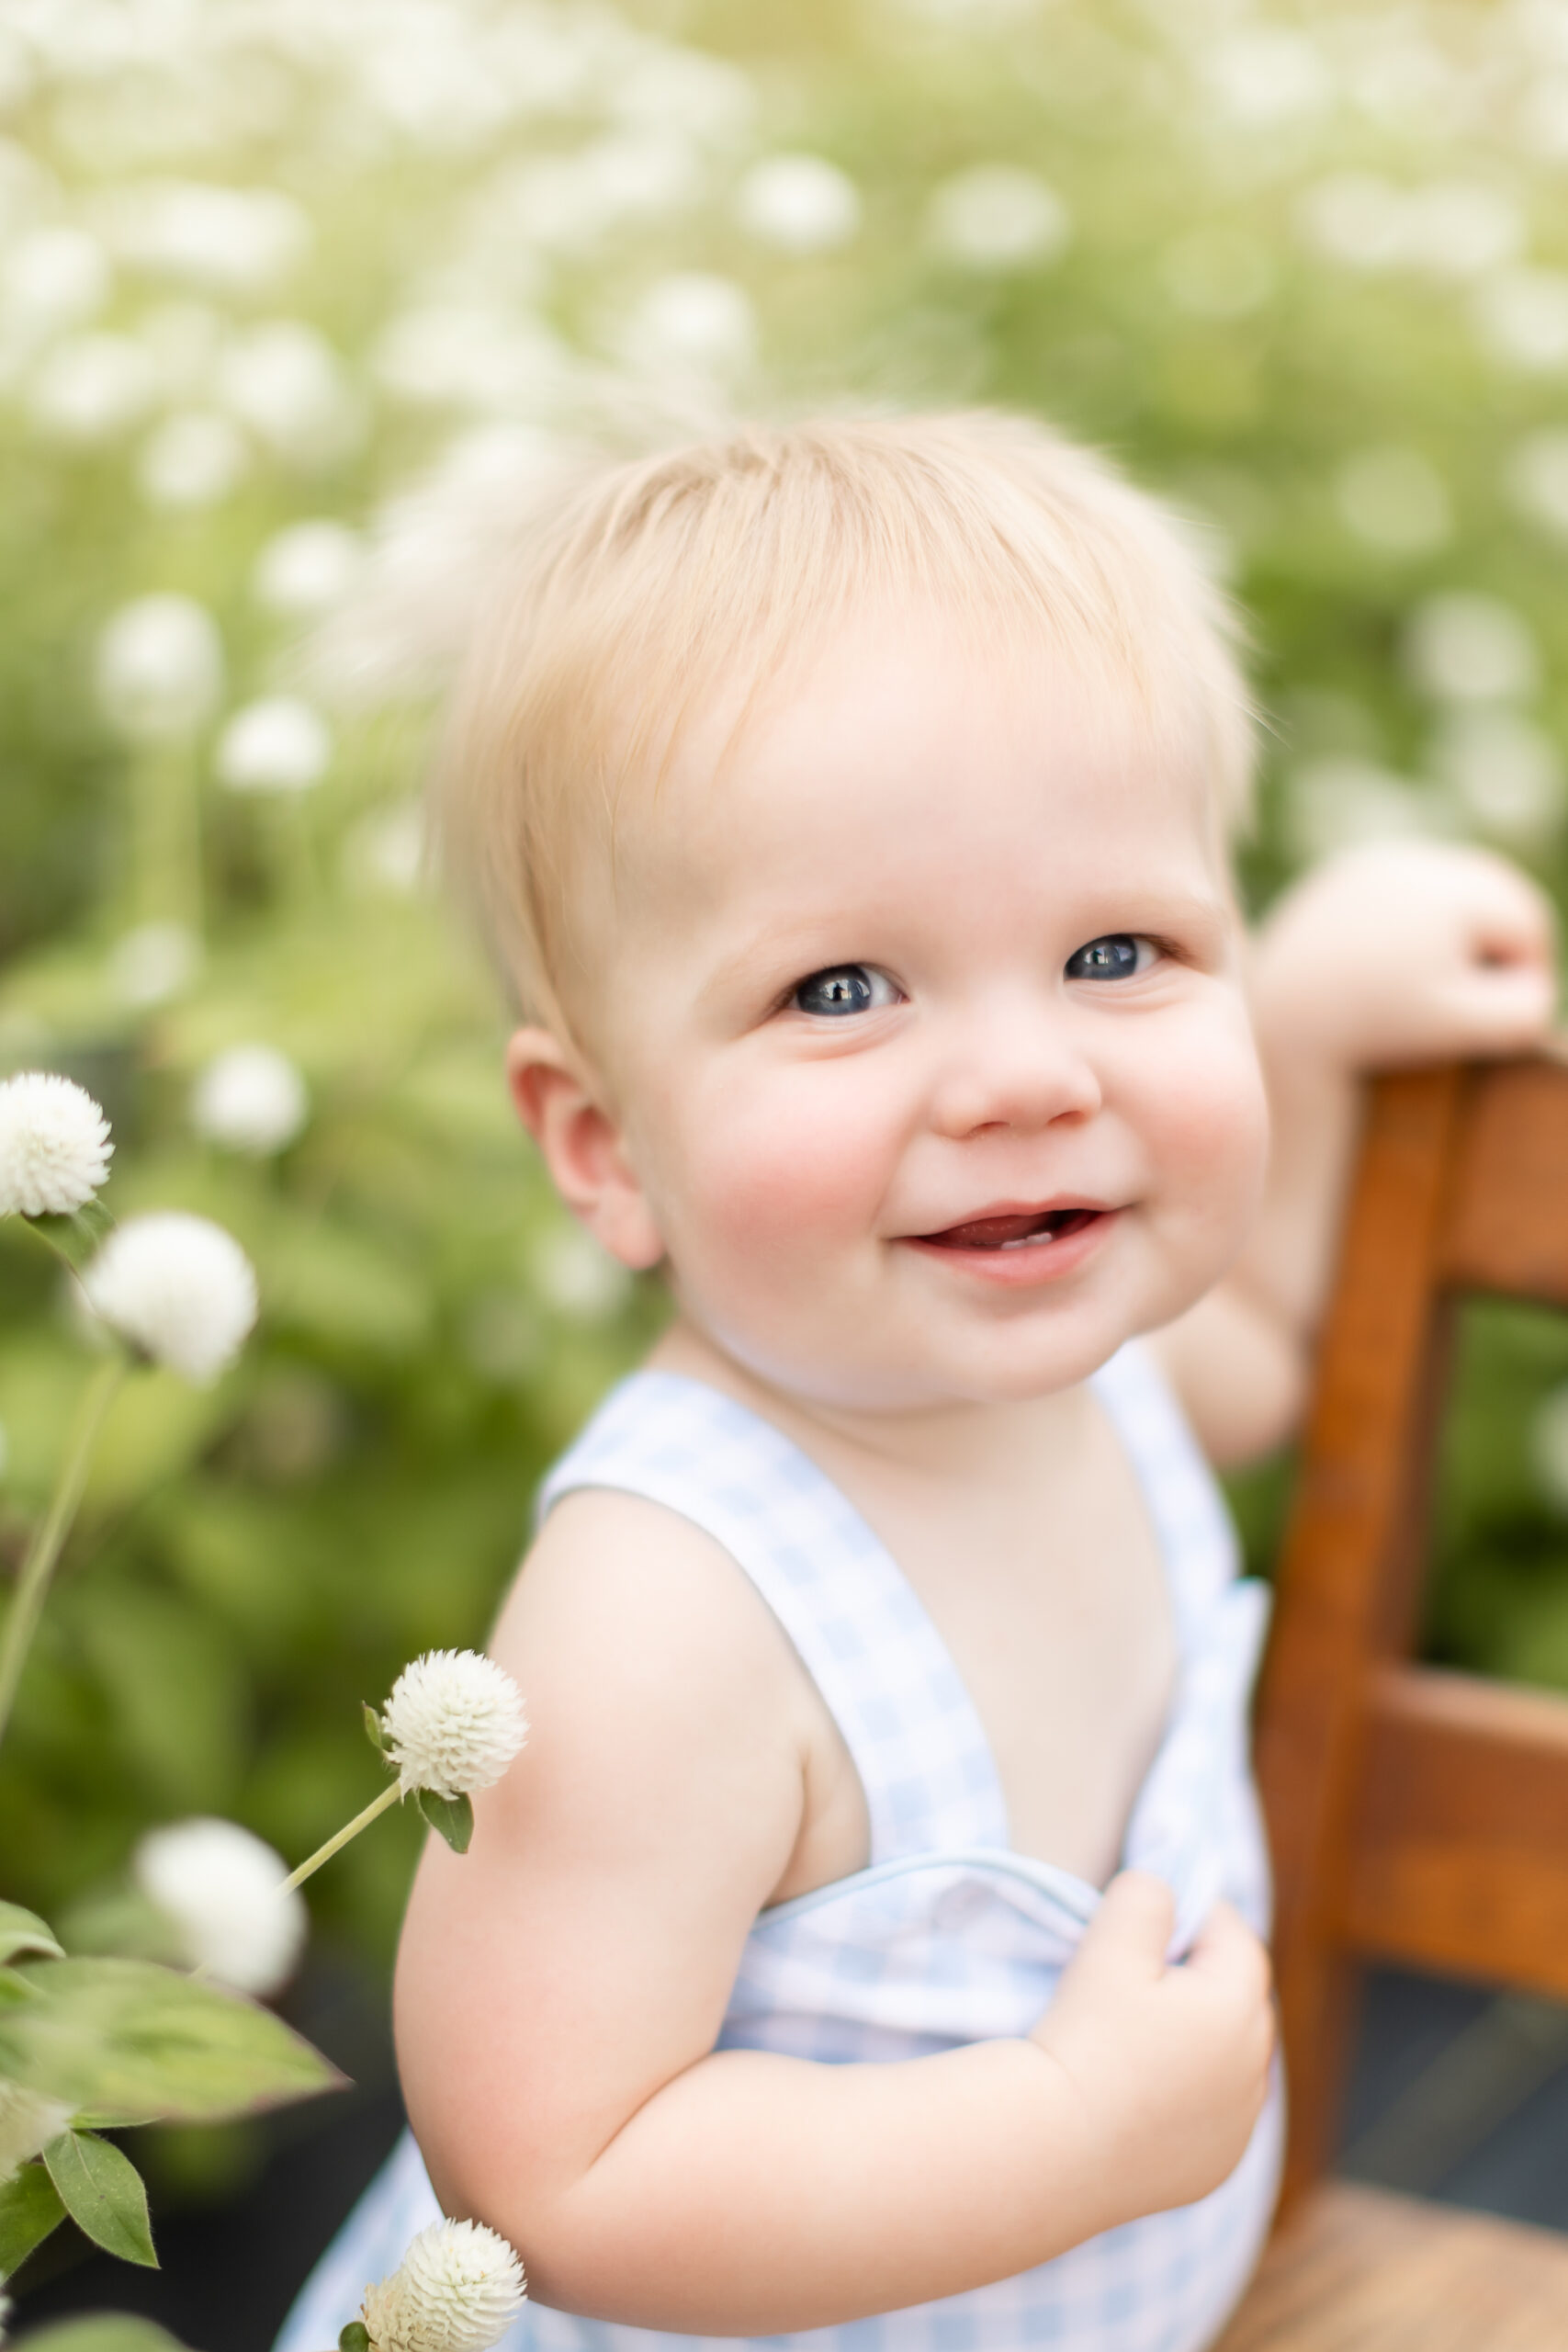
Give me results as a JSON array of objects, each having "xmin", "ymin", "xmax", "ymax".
[
  {"xmin": 1250, "ymin": 839, "xmax": 1558, "ymax": 1075},
  {"xmin": 1029, "ymin": 1873, "xmax": 1274, "ymax": 2227}
]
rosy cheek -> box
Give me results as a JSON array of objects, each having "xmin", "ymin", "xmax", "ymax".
[{"xmin": 681, "ymin": 1073, "xmax": 891, "ymax": 1261}]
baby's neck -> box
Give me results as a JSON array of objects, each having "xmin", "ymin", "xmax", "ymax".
[{"xmin": 646, "ymin": 1316, "xmax": 1103, "ymax": 1496}]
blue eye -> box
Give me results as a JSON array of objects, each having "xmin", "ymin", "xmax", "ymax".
[
  {"xmin": 793, "ymin": 965, "xmax": 898, "ymax": 1017},
  {"xmin": 1066, "ymin": 934, "xmax": 1153, "ymax": 982}
]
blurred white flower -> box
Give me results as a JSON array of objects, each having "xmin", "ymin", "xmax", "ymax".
[
  {"xmin": 215, "ymin": 696, "xmax": 332, "ymax": 794},
  {"xmin": 372, "ymin": 302, "xmax": 569, "ymax": 413},
  {"xmin": 1533, "ymin": 1383, "xmax": 1568, "ymax": 1512},
  {"xmin": 99, "ymin": 181, "xmax": 311, "ymax": 297},
  {"xmin": 1398, "ymin": 183, "xmax": 1523, "ymax": 281},
  {"xmin": 0, "ymin": 2080, "xmax": 73, "ymax": 2182},
  {"xmin": 1286, "ymin": 759, "xmax": 1441, "ymax": 864},
  {"xmin": 737, "ymin": 154, "xmax": 862, "ymax": 254},
  {"xmin": 217, "ymin": 318, "xmax": 363, "ymax": 467},
  {"xmin": 361, "ymin": 2217, "xmax": 526, "ymax": 2352},
  {"xmin": 133, "ymin": 1816, "xmax": 307, "ymax": 1996},
  {"xmin": 380, "ymin": 1650, "xmax": 527, "ymax": 1800},
  {"xmin": 608, "ymin": 46, "xmax": 753, "ymax": 145},
  {"xmin": 1427, "ymin": 708, "xmax": 1565, "ymax": 844},
  {"xmin": 253, "ymin": 518, "xmax": 364, "ymax": 616},
  {"xmin": 529, "ymin": 1227, "xmax": 633, "ymax": 1324},
  {"xmin": 0, "ymin": 225, "xmax": 110, "ymax": 337},
  {"xmin": 1201, "ymin": 28, "xmax": 1333, "ymax": 130},
  {"xmin": 96, "ymin": 594, "xmax": 223, "ymax": 743},
  {"xmin": 82, "ymin": 1211, "xmax": 258, "ymax": 1384},
  {"xmin": 616, "ymin": 271, "xmax": 754, "ymax": 377},
  {"xmin": 107, "ymin": 921, "xmax": 201, "ymax": 1009},
  {"xmin": 0, "ymin": 1072, "xmax": 112, "ymax": 1217},
  {"xmin": 1161, "ymin": 227, "xmax": 1274, "ymax": 321},
  {"xmin": 138, "ymin": 300, "xmax": 224, "ymax": 400},
  {"xmin": 497, "ymin": 132, "xmax": 705, "ymax": 257},
  {"xmin": 1520, "ymin": 73, "xmax": 1568, "ymax": 161},
  {"xmin": 1474, "ymin": 267, "xmax": 1568, "ymax": 375},
  {"xmin": 1404, "ymin": 594, "xmax": 1539, "ymax": 704},
  {"xmin": 343, "ymin": 802, "xmax": 426, "ymax": 897},
  {"xmin": 927, "ymin": 166, "xmax": 1069, "ymax": 271},
  {"xmin": 190, "ymin": 1045, "xmax": 309, "ymax": 1157},
  {"xmin": 1506, "ymin": 429, "xmax": 1568, "ymax": 542},
  {"xmin": 28, "ymin": 332, "xmax": 157, "ymax": 444},
  {"xmin": 1296, "ymin": 173, "xmax": 1406, "ymax": 271},
  {"xmin": 137, "ymin": 409, "xmax": 250, "ymax": 509},
  {"xmin": 1335, "ymin": 447, "xmax": 1450, "ymax": 557}
]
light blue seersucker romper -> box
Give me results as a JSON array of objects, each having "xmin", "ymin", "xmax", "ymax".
[{"xmin": 276, "ymin": 1343, "xmax": 1283, "ymax": 2352}]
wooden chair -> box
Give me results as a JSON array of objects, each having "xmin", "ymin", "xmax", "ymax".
[{"xmin": 1214, "ymin": 1056, "xmax": 1568, "ymax": 2351}]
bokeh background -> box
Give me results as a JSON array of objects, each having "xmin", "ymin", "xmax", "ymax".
[{"xmin": 6, "ymin": 0, "xmax": 1568, "ymax": 2337}]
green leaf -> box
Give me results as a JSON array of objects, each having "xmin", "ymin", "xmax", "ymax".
[
  {"xmin": 0, "ymin": 1959, "xmax": 344, "ymax": 2121},
  {"xmin": 0, "ymin": 2159, "xmax": 65, "ymax": 2282},
  {"xmin": 413, "ymin": 1786, "xmax": 473, "ymax": 1854},
  {"xmin": 339, "ymin": 2326, "xmax": 371, "ymax": 2351},
  {"xmin": 0, "ymin": 1903, "xmax": 63, "ymax": 1965},
  {"xmin": 42, "ymin": 2128, "xmax": 156, "ymax": 2267},
  {"xmin": 362, "ymin": 1701, "xmax": 386, "ymax": 1753},
  {"xmin": 14, "ymin": 2322, "xmax": 199, "ymax": 2350}
]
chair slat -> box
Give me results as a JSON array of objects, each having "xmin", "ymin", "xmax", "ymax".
[
  {"xmin": 1440, "ymin": 1059, "xmax": 1568, "ymax": 1306},
  {"xmin": 1337, "ymin": 1666, "xmax": 1568, "ymax": 2001}
]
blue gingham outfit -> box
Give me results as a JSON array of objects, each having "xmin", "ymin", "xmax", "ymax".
[{"xmin": 276, "ymin": 1343, "xmax": 1282, "ymax": 2352}]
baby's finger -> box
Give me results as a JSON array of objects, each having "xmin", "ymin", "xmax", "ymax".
[
  {"xmin": 1436, "ymin": 962, "xmax": 1559, "ymax": 1052},
  {"xmin": 1183, "ymin": 1900, "xmax": 1272, "ymax": 2005},
  {"xmin": 1074, "ymin": 1871, "xmax": 1177, "ymax": 1988}
]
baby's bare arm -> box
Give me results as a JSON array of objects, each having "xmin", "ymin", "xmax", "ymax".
[
  {"xmin": 396, "ymin": 1493, "xmax": 1273, "ymax": 2334},
  {"xmin": 1156, "ymin": 842, "xmax": 1558, "ymax": 1466}
]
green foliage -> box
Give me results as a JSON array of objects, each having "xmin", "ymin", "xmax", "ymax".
[
  {"xmin": 0, "ymin": 1957, "xmax": 342, "ymax": 2120},
  {"xmin": 40, "ymin": 2130, "xmax": 157, "ymax": 2268},
  {"xmin": 0, "ymin": 1904, "xmax": 63, "ymax": 1966},
  {"xmin": 0, "ymin": 2161, "xmax": 66, "ymax": 2283},
  {"xmin": 413, "ymin": 1787, "xmax": 474, "ymax": 1854},
  {"xmin": 13, "ymin": 2323, "xmax": 197, "ymax": 2351}
]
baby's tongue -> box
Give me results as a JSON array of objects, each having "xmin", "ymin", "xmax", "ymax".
[{"xmin": 931, "ymin": 1210, "xmax": 1050, "ymax": 1250}]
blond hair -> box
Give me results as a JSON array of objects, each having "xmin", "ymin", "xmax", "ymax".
[{"xmin": 434, "ymin": 411, "xmax": 1256, "ymax": 1036}]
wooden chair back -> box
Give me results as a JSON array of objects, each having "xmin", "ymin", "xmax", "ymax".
[{"xmin": 1255, "ymin": 1054, "xmax": 1568, "ymax": 2211}]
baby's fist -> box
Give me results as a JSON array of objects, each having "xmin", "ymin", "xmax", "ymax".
[{"xmin": 1252, "ymin": 839, "xmax": 1558, "ymax": 1075}]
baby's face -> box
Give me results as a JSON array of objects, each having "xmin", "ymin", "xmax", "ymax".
[{"xmin": 587, "ymin": 605, "xmax": 1269, "ymax": 1413}]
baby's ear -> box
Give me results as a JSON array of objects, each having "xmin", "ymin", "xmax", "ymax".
[{"xmin": 505, "ymin": 1027, "xmax": 664, "ymax": 1272}]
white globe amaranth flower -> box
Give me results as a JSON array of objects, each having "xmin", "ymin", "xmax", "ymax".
[
  {"xmin": 107, "ymin": 920, "xmax": 201, "ymax": 1008},
  {"xmin": 0, "ymin": 1072, "xmax": 112, "ymax": 1217},
  {"xmin": 191, "ymin": 1044, "xmax": 309, "ymax": 1156},
  {"xmin": 381, "ymin": 1650, "xmax": 527, "ymax": 1800},
  {"xmin": 82, "ymin": 1211, "xmax": 258, "ymax": 1385},
  {"xmin": 927, "ymin": 165, "xmax": 1070, "ymax": 271},
  {"xmin": 134, "ymin": 1816, "xmax": 307, "ymax": 1996},
  {"xmin": 253, "ymin": 517, "xmax": 364, "ymax": 614},
  {"xmin": 0, "ymin": 2078, "xmax": 73, "ymax": 2182},
  {"xmin": 361, "ymin": 2217, "xmax": 526, "ymax": 2352},
  {"xmin": 138, "ymin": 409, "xmax": 250, "ymax": 510},
  {"xmin": 617, "ymin": 271, "xmax": 755, "ymax": 377},
  {"xmin": 736, "ymin": 154, "xmax": 862, "ymax": 254},
  {"xmin": 96, "ymin": 593, "xmax": 224, "ymax": 743},
  {"xmin": 215, "ymin": 695, "xmax": 332, "ymax": 794},
  {"xmin": 1404, "ymin": 594, "xmax": 1539, "ymax": 705},
  {"xmin": 28, "ymin": 330, "xmax": 157, "ymax": 445}
]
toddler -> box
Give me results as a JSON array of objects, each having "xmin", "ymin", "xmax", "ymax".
[{"xmin": 278, "ymin": 414, "xmax": 1555, "ymax": 2352}]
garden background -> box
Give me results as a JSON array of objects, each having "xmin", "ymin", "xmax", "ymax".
[{"xmin": 6, "ymin": 0, "xmax": 1568, "ymax": 2339}]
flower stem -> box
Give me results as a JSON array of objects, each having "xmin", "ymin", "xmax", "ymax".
[
  {"xmin": 0, "ymin": 1354, "xmax": 128, "ymax": 1751},
  {"xmin": 281, "ymin": 1780, "xmax": 402, "ymax": 1893}
]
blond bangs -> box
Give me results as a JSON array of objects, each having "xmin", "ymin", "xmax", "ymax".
[{"xmin": 433, "ymin": 413, "xmax": 1256, "ymax": 1032}]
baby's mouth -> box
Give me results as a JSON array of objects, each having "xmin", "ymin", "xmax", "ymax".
[{"xmin": 917, "ymin": 1207, "xmax": 1102, "ymax": 1251}]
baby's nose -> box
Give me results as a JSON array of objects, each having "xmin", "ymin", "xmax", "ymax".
[{"xmin": 929, "ymin": 1010, "xmax": 1102, "ymax": 1138}]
